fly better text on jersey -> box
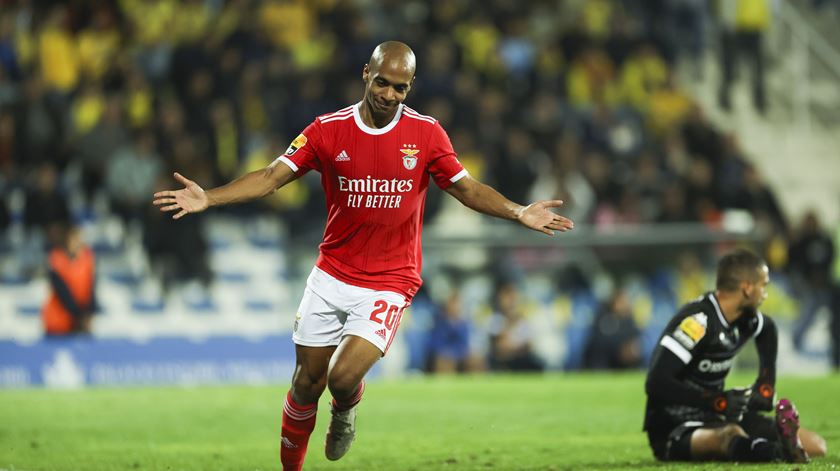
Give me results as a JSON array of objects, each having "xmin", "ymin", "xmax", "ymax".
[{"xmin": 338, "ymin": 175, "xmax": 413, "ymax": 208}]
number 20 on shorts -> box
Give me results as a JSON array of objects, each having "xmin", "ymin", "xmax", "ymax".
[{"xmin": 369, "ymin": 300, "xmax": 405, "ymax": 330}]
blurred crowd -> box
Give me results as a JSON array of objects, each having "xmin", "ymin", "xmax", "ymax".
[{"xmin": 0, "ymin": 0, "xmax": 837, "ymax": 368}]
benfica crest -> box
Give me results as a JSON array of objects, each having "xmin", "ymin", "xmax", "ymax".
[{"xmin": 400, "ymin": 146, "xmax": 419, "ymax": 170}]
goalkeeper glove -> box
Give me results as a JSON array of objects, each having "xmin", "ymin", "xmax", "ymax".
[
  {"xmin": 748, "ymin": 382, "xmax": 775, "ymax": 412},
  {"xmin": 712, "ymin": 387, "xmax": 752, "ymax": 422}
]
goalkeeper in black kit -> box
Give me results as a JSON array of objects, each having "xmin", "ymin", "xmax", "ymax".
[{"xmin": 644, "ymin": 249, "xmax": 827, "ymax": 463}]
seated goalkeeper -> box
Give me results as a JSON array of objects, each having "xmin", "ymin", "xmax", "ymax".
[{"xmin": 644, "ymin": 249, "xmax": 827, "ymax": 463}]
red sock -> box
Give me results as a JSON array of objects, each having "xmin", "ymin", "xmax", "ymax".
[
  {"xmin": 332, "ymin": 380, "xmax": 365, "ymax": 411},
  {"xmin": 280, "ymin": 391, "xmax": 318, "ymax": 471}
]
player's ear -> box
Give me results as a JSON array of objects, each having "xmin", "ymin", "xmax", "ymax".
[
  {"xmin": 363, "ymin": 64, "xmax": 370, "ymax": 81},
  {"xmin": 740, "ymin": 280, "xmax": 751, "ymax": 298}
]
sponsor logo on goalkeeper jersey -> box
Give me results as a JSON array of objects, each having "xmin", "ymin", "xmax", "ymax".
[{"xmin": 698, "ymin": 358, "xmax": 733, "ymax": 373}]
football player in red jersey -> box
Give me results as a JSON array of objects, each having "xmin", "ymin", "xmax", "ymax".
[{"xmin": 154, "ymin": 41, "xmax": 574, "ymax": 470}]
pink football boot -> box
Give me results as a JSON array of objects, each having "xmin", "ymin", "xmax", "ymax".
[{"xmin": 775, "ymin": 398, "xmax": 809, "ymax": 464}]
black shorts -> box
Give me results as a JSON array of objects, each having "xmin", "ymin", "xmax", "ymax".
[{"xmin": 647, "ymin": 412, "xmax": 776, "ymax": 461}]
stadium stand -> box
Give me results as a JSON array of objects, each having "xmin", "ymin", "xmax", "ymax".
[{"xmin": 1, "ymin": 0, "xmax": 837, "ymax": 386}]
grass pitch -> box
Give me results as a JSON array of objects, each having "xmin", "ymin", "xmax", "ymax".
[{"xmin": 1, "ymin": 373, "xmax": 838, "ymax": 470}]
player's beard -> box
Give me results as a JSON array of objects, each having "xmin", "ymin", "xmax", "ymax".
[{"xmin": 740, "ymin": 305, "xmax": 759, "ymax": 318}]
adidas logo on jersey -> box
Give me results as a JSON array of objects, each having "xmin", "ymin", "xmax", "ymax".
[
  {"xmin": 375, "ymin": 329, "xmax": 386, "ymax": 340},
  {"xmin": 335, "ymin": 150, "xmax": 350, "ymax": 161}
]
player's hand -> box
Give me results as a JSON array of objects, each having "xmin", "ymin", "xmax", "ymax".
[
  {"xmin": 152, "ymin": 172, "xmax": 209, "ymax": 220},
  {"xmin": 516, "ymin": 200, "xmax": 574, "ymax": 236},
  {"xmin": 748, "ymin": 383, "xmax": 775, "ymax": 412},
  {"xmin": 713, "ymin": 387, "xmax": 752, "ymax": 422}
]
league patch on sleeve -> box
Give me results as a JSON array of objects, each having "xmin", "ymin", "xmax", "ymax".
[
  {"xmin": 672, "ymin": 312, "xmax": 707, "ymax": 350},
  {"xmin": 285, "ymin": 134, "xmax": 308, "ymax": 156}
]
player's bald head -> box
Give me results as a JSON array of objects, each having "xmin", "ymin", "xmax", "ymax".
[{"xmin": 368, "ymin": 41, "xmax": 416, "ymax": 76}]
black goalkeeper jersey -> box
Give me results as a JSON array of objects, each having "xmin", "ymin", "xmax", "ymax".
[{"xmin": 644, "ymin": 292, "xmax": 776, "ymax": 432}]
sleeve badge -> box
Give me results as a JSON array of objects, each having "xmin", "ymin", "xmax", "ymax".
[
  {"xmin": 285, "ymin": 134, "xmax": 308, "ymax": 156},
  {"xmin": 673, "ymin": 312, "xmax": 707, "ymax": 349}
]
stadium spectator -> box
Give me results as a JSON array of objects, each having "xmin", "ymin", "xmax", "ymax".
[
  {"xmin": 24, "ymin": 162, "xmax": 70, "ymax": 232},
  {"xmin": 644, "ymin": 249, "xmax": 826, "ymax": 463},
  {"xmin": 487, "ymin": 280, "xmax": 544, "ymax": 372},
  {"xmin": 42, "ymin": 224, "xmax": 98, "ymax": 336},
  {"xmin": 144, "ymin": 175, "xmax": 212, "ymax": 291},
  {"xmin": 74, "ymin": 95, "xmax": 129, "ymax": 205},
  {"xmin": 717, "ymin": 0, "xmax": 770, "ymax": 114},
  {"xmin": 38, "ymin": 6, "xmax": 79, "ymax": 96},
  {"xmin": 0, "ymin": 13, "xmax": 21, "ymax": 83},
  {"xmin": 15, "ymin": 75, "xmax": 66, "ymax": 172},
  {"xmin": 22, "ymin": 163, "xmax": 70, "ymax": 277},
  {"xmin": 427, "ymin": 288, "xmax": 483, "ymax": 374},
  {"xmin": 106, "ymin": 128, "xmax": 163, "ymax": 226},
  {"xmin": 76, "ymin": 7, "xmax": 121, "ymax": 84},
  {"xmin": 788, "ymin": 211, "xmax": 835, "ymax": 352},
  {"xmin": 152, "ymin": 42, "xmax": 573, "ymax": 471},
  {"xmin": 732, "ymin": 164, "xmax": 787, "ymax": 234},
  {"xmin": 582, "ymin": 289, "xmax": 642, "ymax": 370},
  {"xmin": 667, "ymin": 0, "xmax": 710, "ymax": 76}
]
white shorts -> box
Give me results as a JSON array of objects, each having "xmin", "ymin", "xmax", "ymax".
[{"xmin": 292, "ymin": 267, "xmax": 409, "ymax": 354}]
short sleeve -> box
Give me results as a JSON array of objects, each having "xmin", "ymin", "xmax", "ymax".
[
  {"xmin": 659, "ymin": 312, "xmax": 708, "ymax": 364},
  {"xmin": 272, "ymin": 119, "xmax": 323, "ymax": 174},
  {"xmin": 426, "ymin": 122, "xmax": 467, "ymax": 189}
]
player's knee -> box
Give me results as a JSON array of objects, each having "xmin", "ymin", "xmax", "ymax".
[
  {"xmin": 815, "ymin": 440, "xmax": 827, "ymax": 457},
  {"xmin": 717, "ymin": 424, "xmax": 747, "ymax": 453},
  {"xmin": 292, "ymin": 372, "xmax": 327, "ymax": 403},
  {"xmin": 326, "ymin": 368, "xmax": 361, "ymax": 399},
  {"xmin": 809, "ymin": 434, "xmax": 828, "ymax": 457}
]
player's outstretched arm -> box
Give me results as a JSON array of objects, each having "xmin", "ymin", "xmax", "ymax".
[
  {"xmin": 445, "ymin": 175, "xmax": 574, "ymax": 235},
  {"xmin": 152, "ymin": 163, "xmax": 296, "ymax": 219}
]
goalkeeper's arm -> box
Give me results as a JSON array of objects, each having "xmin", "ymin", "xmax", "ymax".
[
  {"xmin": 750, "ymin": 315, "xmax": 778, "ymax": 411},
  {"xmin": 646, "ymin": 347, "xmax": 748, "ymax": 417}
]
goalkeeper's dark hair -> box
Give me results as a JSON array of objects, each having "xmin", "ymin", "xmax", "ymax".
[{"xmin": 716, "ymin": 249, "xmax": 766, "ymax": 291}]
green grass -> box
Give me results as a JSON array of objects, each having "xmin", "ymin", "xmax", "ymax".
[{"xmin": 1, "ymin": 373, "xmax": 838, "ymax": 470}]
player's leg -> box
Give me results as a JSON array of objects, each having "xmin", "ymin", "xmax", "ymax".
[
  {"xmin": 291, "ymin": 345, "xmax": 335, "ymax": 403},
  {"xmin": 324, "ymin": 334, "xmax": 382, "ymax": 460},
  {"xmin": 281, "ymin": 345, "xmax": 335, "ymax": 471},
  {"xmin": 327, "ymin": 334, "xmax": 380, "ymax": 405},
  {"xmin": 281, "ymin": 285, "xmax": 345, "ymax": 471},
  {"xmin": 775, "ymin": 398, "xmax": 817, "ymax": 463},
  {"xmin": 799, "ymin": 428, "xmax": 828, "ymax": 457},
  {"xmin": 690, "ymin": 424, "xmax": 748, "ymax": 459},
  {"xmin": 740, "ymin": 403, "xmax": 821, "ymax": 463},
  {"xmin": 686, "ymin": 422, "xmax": 783, "ymax": 462},
  {"xmin": 323, "ymin": 289, "xmax": 408, "ymax": 461}
]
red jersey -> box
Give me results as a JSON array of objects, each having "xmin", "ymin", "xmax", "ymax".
[{"xmin": 275, "ymin": 103, "xmax": 467, "ymax": 298}]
